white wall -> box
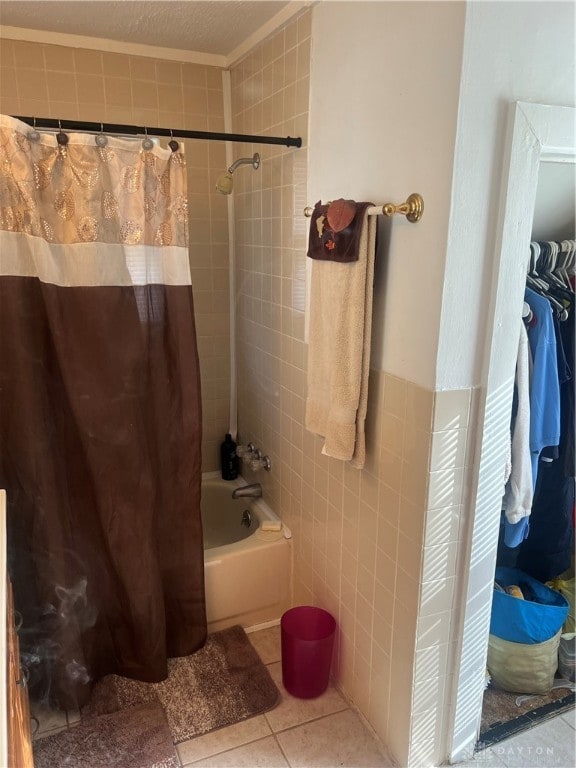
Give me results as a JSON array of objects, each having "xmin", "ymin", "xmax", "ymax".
[
  {"xmin": 308, "ymin": 0, "xmax": 465, "ymax": 390},
  {"xmin": 437, "ymin": 0, "xmax": 576, "ymax": 390}
]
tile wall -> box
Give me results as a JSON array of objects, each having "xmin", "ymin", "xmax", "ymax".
[
  {"xmin": 0, "ymin": 37, "xmax": 229, "ymax": 470},
  {"xmin": 230, "ymin": 9, "xmax": 475, "ymax": 765}
]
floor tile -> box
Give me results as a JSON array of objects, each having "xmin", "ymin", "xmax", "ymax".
[
  {"xmin": 248, "ymin": 625, "xmax": 282, "ymax": 665},
  {"xmin": 276, "ymin": 709, "xmax": 395, "ymax": 767},
  {"xmin": 489, "ymin": 715, "xmax": 575, "ymax": 767},
  {"xmin": 187, "ymin": 734, "xmax": 289, "ymax": 766},
  {"xmin": 177, "ymin": 715, "xmax": 272, "ymax": 765},
  {"xmin": 263, "ymin": 662, "xmax": 348, "ymax": 733},
  {"xmin": 560, "ymin": 707, "xmax": 575, "ymax": 730},
  {"xmin": 456, "ymin": 748, "xmax": 508, "ymax": 767}
]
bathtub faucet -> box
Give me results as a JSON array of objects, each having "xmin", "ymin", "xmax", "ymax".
[{"xmin": 232, "ymin": 483, "xmax": 262, "ymax": 500}]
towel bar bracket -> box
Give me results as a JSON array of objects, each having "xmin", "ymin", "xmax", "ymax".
[{"xmin": 382, "ymin": 193, "xmax": 424, "ymax": 223}]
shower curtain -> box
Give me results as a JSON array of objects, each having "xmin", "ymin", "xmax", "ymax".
[{"xmin": 0, "ymin": 115, "xmax": 206, "ymax": 709}]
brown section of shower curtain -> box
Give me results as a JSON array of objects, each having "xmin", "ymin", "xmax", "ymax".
[{"xmin": 0, "ymin": 275, "xmax": 206, "ymax": 709}]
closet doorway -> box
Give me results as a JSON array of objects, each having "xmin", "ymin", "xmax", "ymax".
[
  {"xmin": 448, "ymin": 102, "xmax": 576, "ymax": 763},
  {"xmin": 480, "ymin": 157, "xmax": 575, "ymax": 747}
]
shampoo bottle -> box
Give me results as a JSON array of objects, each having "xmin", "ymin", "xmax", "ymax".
[{"xmin": 220, "ymin": 433, "xmax": 238, "ymax": 480}]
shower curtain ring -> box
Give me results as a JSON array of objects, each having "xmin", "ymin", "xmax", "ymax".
[
  {"xmin": 56, "ymin": 118, "xmax": 69, "ymax": 146},
  {"xmin": 168, "ymin": 129, "xmax": 179, "ymax": 153},
  {"xmin": 28, "ymin": 116, "xmax": 40, "ymax": 142},
  {"xmin": 142, "ymin": 127, "xmax": 154, "ymax": 151},
  {"xmin": 95, "ymin": 122, "xmax": 108, "ymax": 148}
]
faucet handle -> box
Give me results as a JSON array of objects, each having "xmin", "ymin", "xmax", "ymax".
[
  {"xmin": 248, "ymin": 454, "xmax": 272, "ymax": 472},
  {"xmin": 237, "ymin": 443, "xmax": 253, "ymax": 458}
]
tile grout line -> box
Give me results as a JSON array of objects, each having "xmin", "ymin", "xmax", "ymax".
[
  {"xmin": 267, "ymin": 702, "xmax": 352, "ymax": 735},
  {"xmin": 272, "ymin": 729, "xmax": 292, "ymax": 767},
  {"xmin": 184, "ymin": 733, "xmax": 275, "ymax": 767}
]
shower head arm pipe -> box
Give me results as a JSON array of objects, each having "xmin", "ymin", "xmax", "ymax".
[{"xmin": 228, "ymin": 153, "xmax": 260, "ymax": 174}]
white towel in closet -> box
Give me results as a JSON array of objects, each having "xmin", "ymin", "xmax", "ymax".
[{"xmin": 502, "ymin": 322, "xmax": 533, "ymax": 524}]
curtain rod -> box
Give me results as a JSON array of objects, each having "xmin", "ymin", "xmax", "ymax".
[{"xmin": 12, "ymin": 116, "xmax": 302, "ymax": 149}]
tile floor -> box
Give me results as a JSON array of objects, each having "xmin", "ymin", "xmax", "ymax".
[
  {"xmin": 459, "ymin": 708, "xmax": 575, "ymax": 768},
  {"xmin": 31, "ymin": 625, "xmax": 575, "ymax": 768}
]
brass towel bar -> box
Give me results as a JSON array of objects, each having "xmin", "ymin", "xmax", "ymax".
[{"xmin": 304, "ymin": 193, "xmax": 424, "ymax": 223}]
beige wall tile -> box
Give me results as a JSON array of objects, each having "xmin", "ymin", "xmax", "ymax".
[
  {"xmin": 102, "ymin": 52, "xmax": 131, "ymax": 77},
  {"xmin": 206, "ymin": 67, "xmax": 223, "ymax": 90},
  {"xmin": 132, "ymin": 79, "xmax": 158, "ymax": 109},
  {"xmin": 74, "ymin": 49, "xmax": 103, "ymax": 74},
  {"xmin": 76, "ymin": 74, "xmax": 105, "ymax": 105},
  {"xmin": 129, "ymin": 56, "xmax": 156, "ymax": 81},
  {"xmin": 183, "ymin": 86, "xmax": 208, "ymax": 115},
  {"xmin": 158, "ymin": 83, "xmax": 183, "ymax": 112},
  {"xmin": 45, "ymin": 70, "xmax": 76, "ymax": 102},
  {"xmin": 13, "ymin": 40, "xmax": 45, "ymax": 69},
  {"xmin": 44, "ymin": 45, "xmax": 75, "ymax": 72},
  {"xmin": 207, "ymin": 88, "xmax": 224, "ymax": 116},
  {"xmin": 0, "ymin": 96, "xmax": 20, "ymax": 114},
  {"xmin": 0, "ymin": 69, "xmax": 18, "ymax": 98},
  {"xmin": 0, "ymin": 39, "xmax": 16, "ymax": 69},
  {"xmin": 155, "ymin": 60, "xmax": 182, "ymax": 85},
  {"xmin": 104, "ymin": 77, "xmax": 132, "ymax": 108},
  {"xmin": 105, "ymin": 105, "xmax": 133, "ymax": 124},
  {"xmin": 182, "ymin": 63, "xmax": 207, "ymax": 88},
  {"xmin": 17, "ymin": 69, "xmax": 48, "ymax": 101},
  {"xmin": 44, "ymin": 98, "xmax": 70, "ymax": 118}
]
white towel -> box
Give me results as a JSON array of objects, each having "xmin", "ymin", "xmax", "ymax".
[
  {"xmin": 305, "ymin": 208, "xmax": 377, "ymax": 468},
  {"xmin": 502, "ymin": 322, "xmax": 533, "ymax": 523}
]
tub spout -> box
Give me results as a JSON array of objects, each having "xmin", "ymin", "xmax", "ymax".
[{"xmin": 232, "ymin": 483, "xmax": 262, "ymax": 500}]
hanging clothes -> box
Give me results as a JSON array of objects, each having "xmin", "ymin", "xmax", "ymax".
[
  {"xmin": 498, "ymin": 239, "xmax": 575, "ymax": 576},
  {"xmin": 518, "ymin": 297, "xmax": 575, "ymax": 581},
  {"xmin": 503, "ymin": 286, "xmax": 560, "ymax": 547}
]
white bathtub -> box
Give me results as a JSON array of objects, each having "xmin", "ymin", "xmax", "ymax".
[{"xmin": 201, "ymin": 473, "xmax": 292, "ymax": 631}]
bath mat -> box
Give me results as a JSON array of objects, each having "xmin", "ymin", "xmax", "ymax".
[
  {"xmin": 33, "ymin": 703, "xmax": 179, "ymax": 768},
  {"xmin": 478, "ymin": 683, "xmax": 575, "ymax": 748},
  {"xmin": 82, "ymin": 624, "xmax": 280, "ymax": 743}
]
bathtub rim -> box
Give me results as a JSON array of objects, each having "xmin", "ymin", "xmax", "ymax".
[{"xmin": 201, "ymin": 472, "xmax": 291, "ymax": 561}]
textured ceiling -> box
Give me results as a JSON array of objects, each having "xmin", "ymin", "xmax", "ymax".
[{"xmin": 0, "ymin": 1, "xmax": 292, "ymax": 55}]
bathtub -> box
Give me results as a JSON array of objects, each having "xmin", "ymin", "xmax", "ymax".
[{"xmin": 201, "ymin": 473, "xmax": 292, "ymax": 632}]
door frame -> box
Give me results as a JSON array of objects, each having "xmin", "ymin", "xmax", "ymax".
[{"xmin": 447, "ymin": 101, "xmax": 576, "ymax": 763}]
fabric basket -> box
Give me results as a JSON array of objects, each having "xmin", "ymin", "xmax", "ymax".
[
  {"xmin": 490, "ymin": 567, "xmax": 569, "ymax": 644},
  {"xmin": 487, "ymin": 630, "xmax": 561, "ymax": 695}
]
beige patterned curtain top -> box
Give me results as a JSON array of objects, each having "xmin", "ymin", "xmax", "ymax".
[{"xmin": 0, "ymin": 115, "xmax": 188, "ymax": 249}]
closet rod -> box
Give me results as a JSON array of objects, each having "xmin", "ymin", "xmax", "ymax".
[{"xmin": 12, "ymin": 116, "xmax": 302, "ymax": 148}]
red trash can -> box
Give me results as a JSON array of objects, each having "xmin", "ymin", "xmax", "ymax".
[{"xmin": 281, "ymin": 606, "xmax": 336, "ymax": 698}]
